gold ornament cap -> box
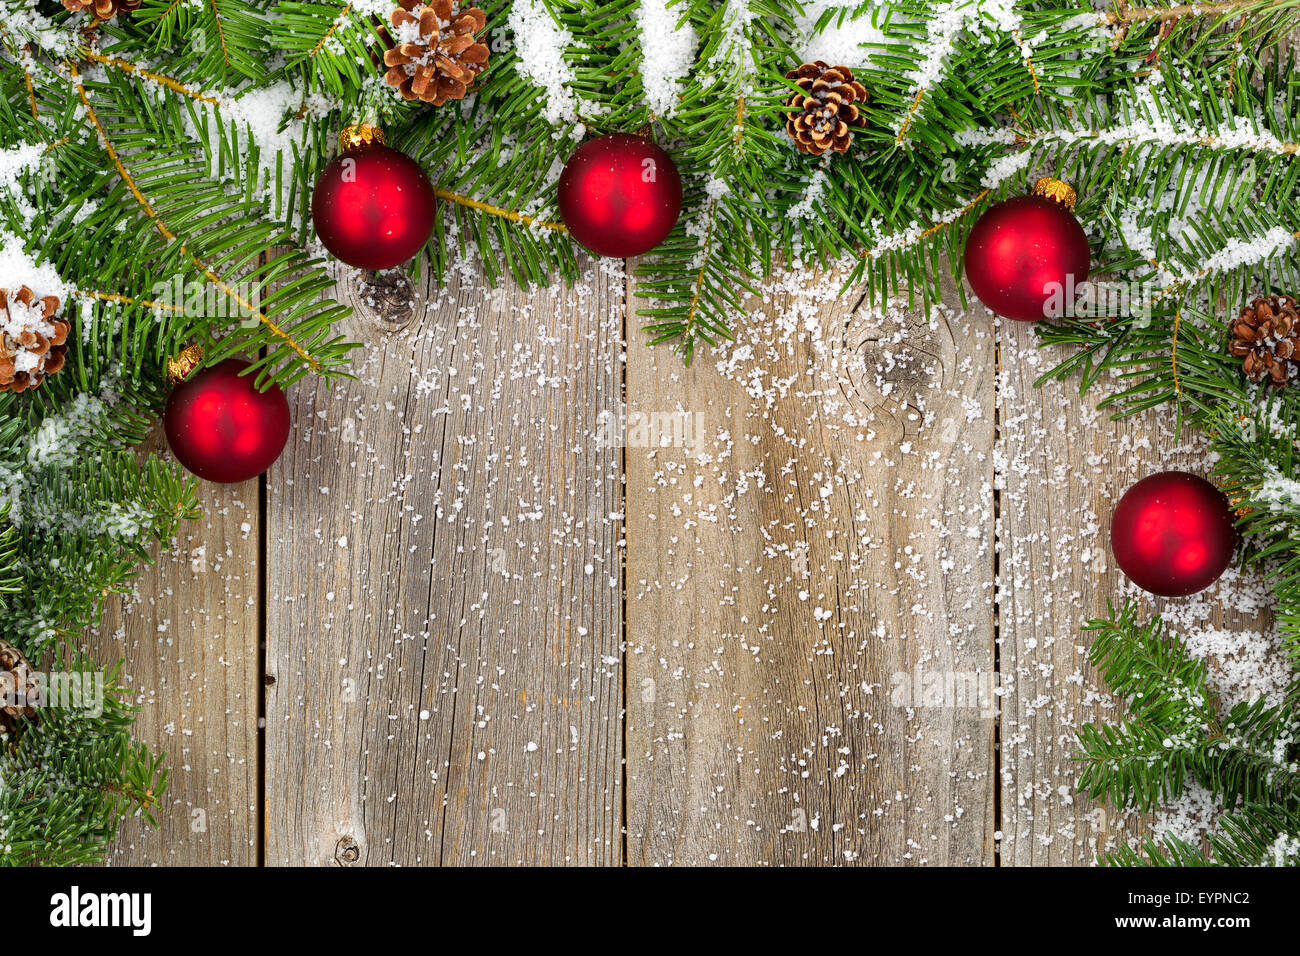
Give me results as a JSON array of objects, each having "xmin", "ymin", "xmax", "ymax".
[
  {"xmin": 340, "ymin": 124, "xmax": 385, "ymax": 151},
  {"xmin": 166, "ymin": 344, "xmax": 204, "ymax": 385},
  {"xmin": 1032, "ymin": 177, "xmax": 1077, "ymax": 211}
]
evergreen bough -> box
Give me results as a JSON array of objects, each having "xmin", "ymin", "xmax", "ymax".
[{"xmin": 0, "ymin": 0, "xmax": 1296, "ymax": 864}]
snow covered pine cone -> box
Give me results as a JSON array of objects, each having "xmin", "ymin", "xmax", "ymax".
[
  {"xmin": 1230, "ymin": 294, "xmax": 1300, "ymax": 386},
  {"xmin": 0, "ymin": 638, "xmax": 39, "ymax": 736},
  {"xmin": 383, "ymin": 0, "xmax": 489, "ymax": 105},
  {"xmin": 60, "ymin": 0, "xmax": 142, "ymax": 18},
  {"xmin": 783, "ymin": 61, "xmax": 869, "ymax": 156},
  {"xmin": 0, "ymin": 286, "xmax": 69, "ymax": 394}
]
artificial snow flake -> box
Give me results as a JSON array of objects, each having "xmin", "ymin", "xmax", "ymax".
[
  {"xmin": 0, "ymin": 233, "xmax": 70, "ymax": 303},
  {"xmin": 636, "ymin": 0, "xmax": 697, "ymax": 117},
  {"xmin": 507, "ymin": 0, "xmax": 587, "ymax": 127},
  {"xmin": 795, "ymin": 0, "xmax": 883, "ymax": 69}
]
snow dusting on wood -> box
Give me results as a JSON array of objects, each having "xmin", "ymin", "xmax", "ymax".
[{"xmin": 86, "ymin": 250, "xmax": 1284, "ymax": 864}]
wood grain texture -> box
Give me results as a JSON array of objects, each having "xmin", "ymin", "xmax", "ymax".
[
  {"xmin": 96, "ymin": 272, "xmax": 1283, "ymax": 867},
  {"xmin": 996, "ymin": 320, "xmax": 1275, "ymax": 865},
  {"xmin": 88, "ymin": 441, "xmax": 261, "ymax": 866},
  {"xmin": 624, "ymin": 272, "xmax": 997, "ymax": 865},
  {"xmin": 263, "ymin": 263, "xmax": 625, "ymax": 866}
]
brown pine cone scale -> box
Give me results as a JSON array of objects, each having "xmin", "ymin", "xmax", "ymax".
[
  {"xmin": 0, "ymin": 638, "xmax": 40, "ymax": 737},
  {"xmin": 61, "ymin": 0, "xmax": 141, "ymax": 19},
  {"xmin": 1229, "ymin": 294, "xmax": 1299, "ymax": 387},
  {"xmin": 383, "ymin": 0, "xmax": 489, "ymax": 106},
  {"xmin": 1, "ymin": 286, "xmax": 69, "ymax": 394},
  {"xmin": 784, "ymin": 61, "xmax": 869, "ymax": 156}
]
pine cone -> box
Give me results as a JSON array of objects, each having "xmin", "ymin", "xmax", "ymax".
[
  {"xmin": 1229, "ymin": 294, "xmax": 1300, "ymax": 387},
  {"xmin": 383, "ymin": 0, "xmax": 489, "ymax": 105},
  {"xmin": 60, "ymin": 0, "xmax": 141, "ymax": 19},
  {"xmin": 784, "ymin": 61, "xmax": 869, "ymax": 156},
  {"xmin": 0, "ymin": 287, "xmax": 69, "ymax": 394},
  {"xmin": 0, "ymin": 638, "xmax": 40, "ymax": 738}
]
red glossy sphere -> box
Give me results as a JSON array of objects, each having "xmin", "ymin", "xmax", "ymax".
[
  {"xmin": 963, "ymin": 194, "xmax": 1091, "ymax": 321},
  {"xmin": 312, "ymin": 143, "xmax": 437, "ymax": 270},
  {"xmin": 1110, "ymin": 471, "xmax": 1237, "ymax": 597},
  {"xmin": 164, "ymin": 359, "xmax": 291, "ymax": 483},
  {"xmin": 558, "ymin": 133, "xmax": 682, "ymax": 258}
]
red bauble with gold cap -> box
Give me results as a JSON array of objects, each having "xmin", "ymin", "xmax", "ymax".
[
  {"xmin": 557, "ymin": 133, "xmax": 682, "ymax": 258},
  {"xmin": 963, "ymin": 178, "xmax": 1092, "ymax": 322},
  {"xmin": 164, "ymin": 353, "xmax": 291, "ymax": 483},
  {"xmin": 312, "ymin": 125, "xmax": 437, "ymax": 270},
  {"xmin": 1110, "ymin": 471, "xmax": 1237, "ymax": 598}
]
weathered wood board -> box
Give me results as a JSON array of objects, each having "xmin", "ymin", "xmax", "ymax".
[
  {"xmin": 623, "ymin": 273, "xmax": 997, "ymax": 865},
  {"xmin": 95, "ymin": 269, "xmax": 1279, "ymax": 866},
  {"xmin": 88, "ymin": 459, "xmax": 261, "ymax": 866},
  {"xmin": 263, "ymin": 262, "xmax": 625, "ymax": 865},
  {"xmin": 997, "ymin": 319, "xmax": 1276, "ymax": 865}
]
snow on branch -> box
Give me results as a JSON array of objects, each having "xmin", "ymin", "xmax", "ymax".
[
  {"xmin": 1156, "ymin": 226, "xmax": 1300, "ymax": 289},
  {"xmin": 894, "ymin": 1, "xmax": 1041, "ymax": 144},
  {"xmin": 959, "ymin": 117, "xmax": 1300, "ymax": 158},
  {"xmin": 507, "ymin": 0, "xmax": 587, "ymax": 128},
  {"xmin": 793, "ymin": 0, "xmax": 883, "ymax": 70},
  {"xmin": 637, "ymin": 0, "xmax": 697, "ymax": 117}
]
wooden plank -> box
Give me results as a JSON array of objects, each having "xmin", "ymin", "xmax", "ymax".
[
  {"xmin": 264, "ymin": 263, "xmax": 625, "ymax": 866},
  {"xmin": 624, "ymin": 272, "xmax": 997, "ymax": 865},
  {"xmin": 89, "ymin": 444, "xmax": 261, "ymax": 866},
  {"xmin": 996, "ymin": 320, "xmax": 1275, "ymax": 865}
]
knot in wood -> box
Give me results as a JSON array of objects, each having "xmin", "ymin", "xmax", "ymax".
[
  {"xmin": 334, "ymin": 835, "xmax": 361, "ymax": 865},
  {"xmin": 356, "ymin": 269, "xmax": 417, "ymax": 331}
]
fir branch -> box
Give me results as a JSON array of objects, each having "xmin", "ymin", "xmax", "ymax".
[
  {"xmin": 0, "ymin": 656, "xmax": 169, "ymax": 866},
  {"xmin": 70, "ymin": 66, "xmax": 327, "ymax": 375},
  {"xmin": 274, "ymin": 0, "xmax": 388, "ymax": 98},
  {"xmin": 1107, "ymin": 2, "xmax": 1272, "ymax": 25},
  {"xmin": 433, "ymin": 186, "xmax": 569, "ymax": 232},
  {"xmin": 1077, "ymin": 601, "xmax": 1299, "ymax": 863},
  {"xmin": 81, "ymin": 50, "xmax": 222, "ymax": 105},
  {"xmin": 307, "ymin": 3, "xmax": 352, "ymax": 58},
  {"xmin": 75, "ymin": 288, "xmax": 185, "ymax": 312},
  {"xmin": 635, "ymin": 0, "xmax": 799, "ymax": 360}
]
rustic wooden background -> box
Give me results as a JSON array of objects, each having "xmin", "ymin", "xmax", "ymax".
[{"xmin": 88, "ymin": 258, "xmax": 1269, "ymax": 866}]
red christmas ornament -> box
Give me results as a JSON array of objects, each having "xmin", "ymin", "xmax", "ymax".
[
  {"xmin": 1110, "ymin": 471, "xmax": 1237, "ymax": 597},
  {"xmin": 312, "ymin": 125, "xmax": 436, "ymax": 270},
  {"xmin": 557, "ymin": 133, "xmax": 682, "ymax": 258},
  {"xmin": 164, "ymin": 356, "xmax": 291, "ymax": 483},
  {"xmin": 963, "ymin": 177, "xmax": 1091, "ymax": 322}
]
